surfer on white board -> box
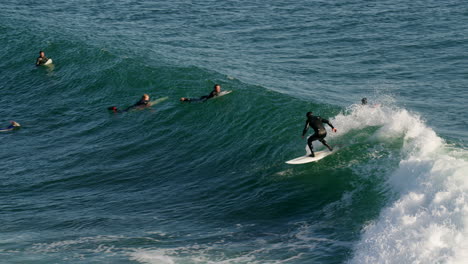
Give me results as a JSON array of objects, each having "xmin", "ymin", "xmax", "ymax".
[
  {"xmin": 35, "ymin": 51, "xmax": 50, "ymax": 66},
  {"xmin": 108, "ymin": 94, "xmax": 150, "ymax": 113},
  {"xmin": 302, "ymin": 112, "xmax": 337, "ymax": 157},
  {"xmin": 0, "ymin": 121, "xmax": 21, "ymax": 131},
  {"xmin": 180, "ymin": 84, "xmax": 222, "ymax": 102}
]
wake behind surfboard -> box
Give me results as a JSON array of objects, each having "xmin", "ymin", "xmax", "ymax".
[{"xmin": 286, "ymin": 148, "xmax": 338, "ymax": 164}]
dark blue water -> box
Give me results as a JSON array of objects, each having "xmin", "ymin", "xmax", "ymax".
[{"xmin": 1, "ymin": 1, "xmax": 467, "ymax": 263}]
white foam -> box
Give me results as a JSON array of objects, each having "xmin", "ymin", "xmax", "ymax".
[
  {"xmin": 32, "ymin": 235, "xmax": 123, "ymax": 253},
  {"xmin": 305, "ymin": 103, "xmax": 391, "ymax": 153},
  {"xmin": 127, "ymin": 247, "xmax": 258, "ymax": 264},
  {"xmin": 336, "ymin": 103, "xmax": 468, "ymax": 263},
  {"xmin": 128, "ymin": 249, "xmax": 176, "ymax": 264}
]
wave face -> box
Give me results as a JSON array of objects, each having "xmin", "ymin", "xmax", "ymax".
[{"xmin": 0, "ymin": 0, "xmax": 467, "ymax": 263}]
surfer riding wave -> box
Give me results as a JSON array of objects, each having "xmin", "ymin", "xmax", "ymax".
[{"xmin": 302, "ymin": 112, "xmax": 337, "ymax": 157}]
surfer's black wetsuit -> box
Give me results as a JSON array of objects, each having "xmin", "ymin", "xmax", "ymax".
[
  {"xmin": 302, "ymin": 115, "xmax": 334, "ymax": 153},
  {"xmin": 36, "ymin": 56, "xmax": 49, "ymax": 66},
  {"xmin": 108, "ymin": 99, "xmax": 150, "ymax": 113},
  {"xmin": 124, "ymin": 99, "xmax": 150, "ymax": 111},
  {"xmin": 184, "ymin": 90, "xmax": 218, "ymax": 102},
  {"xmin": 0, "ymin": 124, "xmax": 19, "ymax": 131}
]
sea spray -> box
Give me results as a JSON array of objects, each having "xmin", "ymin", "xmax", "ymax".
[{"xmin": 345, "ymin": 105, "xmax": 468, "ymax": 264}]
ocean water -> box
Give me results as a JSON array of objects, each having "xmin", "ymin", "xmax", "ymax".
[{"xmin": 1, "ymin": 0, "xmax": 467, "ymax": 263}]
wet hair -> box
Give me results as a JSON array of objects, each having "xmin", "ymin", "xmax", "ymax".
[
  {"xmin": 361, "ymin": 98, "xmax": 368, "ymax": 105},
  {"xmin": 39, "ymin": 51, "xmax": 44, "ymax": 54},
  {"xmin": 306, "ymin": 112, "xmax": 313, "ymax": 117},
  {"xmin": 214, "ymin": 84, "xmax": 221, "ymax": 89}
]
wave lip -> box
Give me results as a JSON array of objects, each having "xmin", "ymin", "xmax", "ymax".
[{"xmin": 348, "ymin": 105, "xmax": 468, "ymax": 264}]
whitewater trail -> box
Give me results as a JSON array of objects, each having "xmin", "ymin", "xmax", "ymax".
[{"xmin": 332, "ymin": 104, "xmax": 468, "ymax": 264}]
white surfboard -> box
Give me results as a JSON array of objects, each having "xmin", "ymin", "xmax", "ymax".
[
  {"xmin": 286, "ymin": 149, "xmax": 336, "ymax": 164},
  {"xmin": 44, "ymin": 58, "xmax": 53, "ymax": 65},
  {"xmin": 217, "ymin": 90, "xmax": 232, "ymax": 97},
  {"xmin": 148, "ymin": 96, "xmax": 169, "ymax": 106}
]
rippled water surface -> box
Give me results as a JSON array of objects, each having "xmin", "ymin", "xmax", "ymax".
[{"xmin": 1, "ymin": 0, "xmax": 467, "ymax": 263}]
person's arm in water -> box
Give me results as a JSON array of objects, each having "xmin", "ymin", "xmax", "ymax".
[
  {"xmin": 35, "ymin": 57, "xmax": 42, "ymax": 66},
  {"xmin": 322, "ymin": 118, "xmax": 337, "ymax": 132},
  {"xmin": 302, "ymin": 120, "xmax": 309, "ymax": 138},
  {"xmin": 180, "ymin": 97, "xmax": 202, "ymax": 102}
]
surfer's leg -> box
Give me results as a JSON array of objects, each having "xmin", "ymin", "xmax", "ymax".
[
  {"xmin": 319, "ymin": 138, "xmax": 333, "ymax": 151},
  {"xmin": 307, "ymin": 134, "xmax": 319, "ymax": 157}
]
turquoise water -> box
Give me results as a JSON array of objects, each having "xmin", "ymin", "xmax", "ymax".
[{"xmin": 1, "ymin": 1, "xmax": 467, "ymax": 263}]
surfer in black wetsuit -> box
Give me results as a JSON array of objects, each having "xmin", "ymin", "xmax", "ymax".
[
  {"xmin": 108, "ymin": 94, "xmax": 150, "ymax": 113},
  {"xmin": 0, "ymin": 121, "xmax": 21, "ymax": 132},
  {"xmin": 361, "ymin": 98, "xmax": 368, "ymax": 105},
  {"xmin": 302, "ymin": 112, "xmax": 337, "ymax": 157},
  {"xmin": 180, "ymin": 84, "xmax": 221, "ymax": 102},
  {"xmin": 35, "ymin": 51, "xmax": 49, "ymax": 66}
]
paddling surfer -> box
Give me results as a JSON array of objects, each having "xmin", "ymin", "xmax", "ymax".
[
  {"xmin": 0, "ymin": 121, "xmax": 21, "ymax": 131},
  {"xmin": 180, "ymin": 84, "xmax": 222, "ymax": 102},
  {"xmin": 301, "ymin": 112, "xmax": 337, "ymax": 157},
  {"xmin": 108, "ymin": 94, "xmax": 150, "ymax": 113}
]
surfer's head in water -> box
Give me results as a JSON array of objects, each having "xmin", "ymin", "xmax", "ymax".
[
  {"xmin": 306, "ymin": 112, "xmax": 313, "ymax": 118},
  {"xmin": 10, "ymin": 121, "xmax": 20, "ymax": 127},
  {"xmin": 134, "ymin": 94, "xmax": 150, "ymax": 107},
  {"xmin": 126, "ymin": 94, "xmax": 151, "ymax": 110},
  {"xmin": 361, "ymin": 98, "xmax": 367, "ymax": 105},
  {"xmin": 214, "ymin": 84, "xmax": 221, "ymax": 93}
]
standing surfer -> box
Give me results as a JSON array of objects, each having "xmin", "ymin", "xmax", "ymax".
[
  {"xmin": 180, "ymin": 84, "xmax": 222, "ymax": 102},
  {"xmin": 35, "ymin": 51, "xmax": 50, "ymax": 66},
  {"xmin": 302, "ymin": 112, "xmax": 337, "ymax": 157}
]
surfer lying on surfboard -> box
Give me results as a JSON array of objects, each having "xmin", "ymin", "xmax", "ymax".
[
  {"xmin": 180, "ymin": 84, "xmax": 223, "ymax": 102},
  {"xmin": 302, "ymin": 112, "xmax": 337, "ymax": 157},
  {"xmin": 108, "ymin": 94, "xmax": 151, "ymax": 113},
  {"xmin": 0, "ymin": 121, "xmax": 21, "ymax": 132}
]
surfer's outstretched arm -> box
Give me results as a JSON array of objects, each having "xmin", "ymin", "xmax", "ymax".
[
  {"xmin": 302, "ymin": 120, "xmax": 309, "ymax": 137},
  {"xmin": 180, "ymin": 96, "xmax": 208, "ymax": 103},
  {"xmin": 322, "ymin": 118, "xmax": 337, "ymax": 132}
]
